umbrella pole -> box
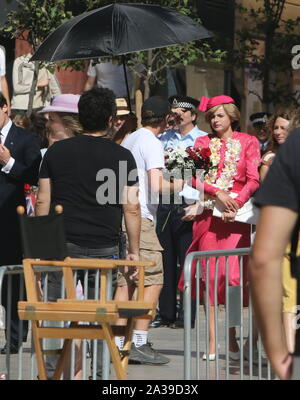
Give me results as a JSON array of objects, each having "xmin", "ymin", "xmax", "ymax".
[{"xmin": 122, "ymin": 55, "xmax": 132, "ymax": 113}]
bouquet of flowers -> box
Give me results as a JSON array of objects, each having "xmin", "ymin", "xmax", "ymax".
[
  {"xmin": 164, "ymin": 146, "xmax": 213, "ymax": 179},
  {"xmin": 160, "ymin": 146, "xmax": 215, "ymax": 233}
]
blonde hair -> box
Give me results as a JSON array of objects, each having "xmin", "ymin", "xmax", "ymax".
[
  {"xmin": 57, "ymin": 112, "xmax": 84, "ymax": 136},
  {"xmin": 205, "ymin": 103, "xmax": 240, "ymax": 130}
]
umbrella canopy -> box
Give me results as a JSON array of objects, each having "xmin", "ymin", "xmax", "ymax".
[{"xmin": 31, "ymin": 3, "xmax": 212, "ymax": 62}]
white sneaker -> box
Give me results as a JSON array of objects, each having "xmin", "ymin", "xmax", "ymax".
[{"xmin": 202, "ymin": 353, "xmax": 216, "ymax": 361}]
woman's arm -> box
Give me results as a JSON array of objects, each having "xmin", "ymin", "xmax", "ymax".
[
  {"xmin": 259, "ymin": 164, "xmax": 269, "ymax": 182},
  {"xmin": 235, "ymin": 136, "xmax": 261, "ymax": 207},
  {"xmin": 35, "ymin": 178, "xmax": 51, "ymax": 216},
  {"xmin": 250, "ymin": 206, "xmax": 296, "ymax": 379},
  {"xmin": 259, "ymin": 152, "xmax": 275, "ymax": 182}
]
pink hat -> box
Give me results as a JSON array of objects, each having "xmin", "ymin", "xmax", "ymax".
[
  {"xmin": 198, "ymin": 95, "xmax": 235, "ymax": 112},
  {"xmin": 39, "ymin": 94, "xmax": 80, "ymax": 114}
]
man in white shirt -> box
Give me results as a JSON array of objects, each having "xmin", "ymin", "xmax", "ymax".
[
  {"xmin": 0, "ymin": 46, "xmax": 11, "ymax": 115},
  {"xmin": 114, "ymin": 96, "xmax": 183, "ymax": 364}
]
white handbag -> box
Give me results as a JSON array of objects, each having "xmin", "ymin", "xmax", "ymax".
[{"xmin": 212, "ymin": 193, "xmax": 259, "ymax": 225}]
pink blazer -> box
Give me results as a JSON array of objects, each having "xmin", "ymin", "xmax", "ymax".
[{"xmin": 192, "ymin": 131, "xmax": 261, "ymax": 207}]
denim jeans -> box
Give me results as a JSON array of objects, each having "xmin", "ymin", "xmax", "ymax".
[{"xmin": 45, "ymin": 242, "xmax": 119, "ymax": 379}]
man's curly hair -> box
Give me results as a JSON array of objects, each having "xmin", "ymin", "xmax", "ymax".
[{"xmin": 79, "ymin": 87, "xmax": 116, "ymax": 132}]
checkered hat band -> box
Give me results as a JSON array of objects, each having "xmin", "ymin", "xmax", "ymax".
[
  {"xmin": 252, "ymin": 117, "xmax": 266, "ymax": 124},
  {"xmin": 172, "ymin": 101, "xmax": 195, "ymax": 110}
]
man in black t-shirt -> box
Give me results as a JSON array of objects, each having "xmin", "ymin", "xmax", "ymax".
[
  {"xmin": 36, "ymin": 88, "xmax": 140, "ymax": 379},
  {"xmin": 250, "ymin": 128, "xmax": 300, "ymax": 380},
  {"xmin": 38, "ymin": 89, "xmax": 139, "ymax": 253}
]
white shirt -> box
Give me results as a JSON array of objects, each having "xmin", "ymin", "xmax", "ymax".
[
  {"xmin": 122, "ymin": 127, "xmax": 165, "ymax": 221},
  {"xmin": 160, "ymin": 125, "xmax": 208, "ymax": 203},
  {"xmin": 0, "ymin": 46, "xmax": 6, "ymax": 92},
  {"xmin": 1, "ymin": 119, "xmax": 15, "ymax": 173}
]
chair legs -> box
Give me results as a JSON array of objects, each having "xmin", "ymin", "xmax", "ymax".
[
  {"xmin": 32, "ymin": 327, "xmax": 130, "ymax": 380},
  {"xmin": 52, "ymin": 339, "xmax": 72, "ymax": 380},
  {"xmin": 121, "ymin": 318, "xmax": 134, "ymax": 373},
  {"xmin": 102, "ymin": 324, "xmax": 126, "ymax": 380},
  {"xmin": 32, "ymin": 323, "xmax": 48, "ymax": 380}
]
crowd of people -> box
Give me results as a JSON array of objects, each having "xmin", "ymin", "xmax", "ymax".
[{"xmin": 1, "ymin": 44, "xmax": 300, "ymax": 380}]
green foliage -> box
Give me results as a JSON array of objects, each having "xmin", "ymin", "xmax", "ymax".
[
  {"xmin": 1, "ymin": 0, "xmax": 225, "ymax": 103},
  {"xmin": 1, "ymin": 0, "xmax": 72, "ymax": 52},
  {"xmin": 0, "ymin": 0, "xmax": 74, "ymax": 116},
  {"xmin": 83, "ymin": 0, "xmax": 226, "ymax": 95},
  {"xmin": 225, "ymin": 0, "xmax": 300, "ymax": 108}
]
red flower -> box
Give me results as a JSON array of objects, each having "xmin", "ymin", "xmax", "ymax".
[{"xmin": 200, "ymin": 148, "xmax": 211, "ymax": 159}]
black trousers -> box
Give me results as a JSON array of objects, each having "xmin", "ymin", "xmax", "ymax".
[
  {"xmin": 1, "ymin": 273, "xmax": 28, "ymax": 345},
  {"xmin": 1, "ymin": 220, "xmax": 28, "ymax": 346},
  {"xmin": 156, "ymin": 204, "xmax": 193, "ymax": 321}
]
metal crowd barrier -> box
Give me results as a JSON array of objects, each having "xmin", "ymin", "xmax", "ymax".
[
  {"xmin": 0, "ymin": 265, "xmax": 113, "ymax": 380},
  {"xmin": 183, "ymin": 248, "xmax": 274, "ymax": 380}
]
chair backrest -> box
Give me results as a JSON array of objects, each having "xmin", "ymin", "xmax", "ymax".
[{"xmin": 17, "ymin": 206, "xmax": 68, "ymax": 260}]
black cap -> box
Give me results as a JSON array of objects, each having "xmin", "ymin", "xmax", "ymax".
[
  {"xmin": 250, "ymin": 112, "xmax": 271, "ymax": 126},
  {"xmin": 169, "ymin": 95, "xmax": 199, "ymax": 110},
  {"xmin": 142, "ymin": 96, "xmax": 170, "ymax": 118}
]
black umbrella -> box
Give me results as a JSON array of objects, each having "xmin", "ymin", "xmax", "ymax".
[{"xmin": 31, "ymin": 3, "xmax": 212, "ymax": 108}]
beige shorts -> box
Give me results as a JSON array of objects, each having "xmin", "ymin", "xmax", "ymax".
[{"xmin": 117, "ymin": 218, "xmax": 163, "ymax": 287}]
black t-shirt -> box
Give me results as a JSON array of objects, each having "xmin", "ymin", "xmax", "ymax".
[
  {"xmin": 39, "ymin": 135, "xmax": 138, "ymax": 248},
  {"xmin": 255, "ymin": 128, "xmax": 300, "ymax": 212}
]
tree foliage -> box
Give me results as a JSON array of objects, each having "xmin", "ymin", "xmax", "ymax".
[
  {"xmin": 80, "ymin": 0, "xmax": 226, "ymax": 98},
  {"xmin": 225, "ymin": 0, "xmax": 300, "ymax": 109},
  {"xmin": 1, "ymin": 0, "xmax": 73, "ymax": 115},
  {"xmin": 1, "ymin": 0, "xmax": 226, "ymax": 107},
  {"xmin": 2, "ymin": 0, "xmax": 72, "ymax": 52}
]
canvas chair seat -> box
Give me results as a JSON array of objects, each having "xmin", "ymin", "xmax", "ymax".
[{"xmin": 16, "ymin": 205, "xmax": 155, "ymax": 380}]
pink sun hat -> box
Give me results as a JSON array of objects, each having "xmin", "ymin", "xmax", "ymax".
[
  {"xmin": 39, "ymin": 94, "xmax": 80, "ymax": 114},
  {"xmin": 198, "ymin": 95, "xmax": 235, "ymax": 112}
]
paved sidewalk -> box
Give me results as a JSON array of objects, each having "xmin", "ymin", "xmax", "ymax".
[
  {"xmin": 0, "ymin": 325, "xmax": 185, "ymax": 381},
  {"xmin": 0, "ymin": 311, "xmax": 274, "ymax": 381}
]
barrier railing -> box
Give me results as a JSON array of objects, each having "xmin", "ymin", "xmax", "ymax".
[
  {"xmin": 0, "ymin": 265, "xmax": 112, "ymax": 380},
  {"xmin": 183, "ymin": 248, "xmax": 274, "ymax": 380}
]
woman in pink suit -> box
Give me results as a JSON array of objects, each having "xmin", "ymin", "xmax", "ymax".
[{"xmin": 179, "ymin": 95, "xmax": 261, "ymax": 360}]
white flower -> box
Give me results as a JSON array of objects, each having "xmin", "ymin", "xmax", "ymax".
[{"xmin": 204, "ymin": 137, "xmax": 241, "ymax": 206}]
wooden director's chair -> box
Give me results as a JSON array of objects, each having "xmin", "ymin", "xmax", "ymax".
[{"xmin": 17, "ymin": 206, "xmax": 155, "ymax": 380}]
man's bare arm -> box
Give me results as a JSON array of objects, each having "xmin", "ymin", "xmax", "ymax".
[
  {"xmin": 250, "ymin": 205, "xmax": 297, "ymax": 379},
  {"xmin": 83, "ymin": 76, "xmax": 96, "ymax": 92},
  {"xmin": 122, "ymin": 185, "xmax": 141, "ymax": 258},
  {"xmin": 147, "ymin": 168, "xmax": 183, "ymax": 195},
  {"xmin": 35, "ymin": 178, "xmax": 51, "ymax": 216}
]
